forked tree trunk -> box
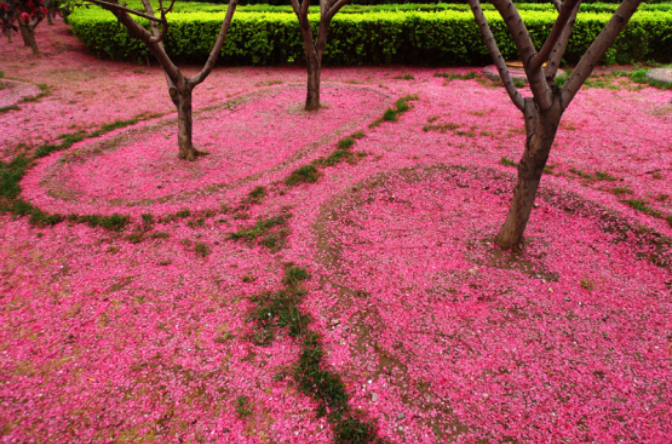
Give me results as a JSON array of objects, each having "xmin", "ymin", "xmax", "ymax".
[
  {"xmin": 495, "ymin": 98, "xmax": 563, "ymax": 248},
  {"xmin": 19, "ymin": 22, "xmax": 38, "ymax": 54},
  {"xmin": 305, "ymin": 52, "xmax": 321, "ymax": 111},
  {"xmin": 169, "ymin": 86, "xmax": 197, "ymax": 161}
]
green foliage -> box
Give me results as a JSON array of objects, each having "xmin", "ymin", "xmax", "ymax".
[
  {"xmin": 338, "ymin": 137, "xmax": 356, "ymax": 150},
  {"xmin": 500, "ymin": 156, "xmax": 518, "ymax": 167},
  {"xmin": 69, "ymin": 6, "xmax": 672, "ymax": 65},
  {"xmin": 235, "ymin": 396, "xmax": 252, "ymax": 417},
  {"xmin": 0, "ymin": 105, "xmax": 20, "ymax": 114},
  {"xmin": 250, "ymin": 288, "xmax": 310, "ymax": 344},
  {"xmin": 89, "ymin": 118, "xmax": 140, "ymax": 137},
  {"xmin": 630, "ymin": 67, "xmax": 672, "ymax": 90},
  {"xmin": 282, "ymin": 266, "xmax": 310, "ymax": 286},
  {"xmin": 74, "ymin": 214, "xmax": 130, "ymax": 231},
  {"xmin": 612, "ymin": 186, "xmax": 634, "ymax": 196},
  {"xmin": 434, "ymin": 71, "xmax": 478, "ymax": 81},
  {"xmin": 195, "ymin": 242, "xmax": 210, "ymax": 257},
  {"xmin": 0, "ymin": 156, "xmax": 29, "ymax": 200},
  {"xmin": 285, "ymin": 165, "xmax": 320, "ymax": 186},
  {"xmin": 229, "ymin": 214, "xmax": 291, "ymax": 249},
  {"xmin": 246, "ymin": 263, "xmax": 385, "ymax": 441}
]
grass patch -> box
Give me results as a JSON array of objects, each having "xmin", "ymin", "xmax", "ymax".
[
  {"xmin": 500, "ymin": 157, "xmax": 518, "ymax": 167},
  {"xmin": 434, "ymin": 71, "xmax": 477, "ymax": 81},
  {"xmin": 246, "ymin": 185, "xmax": 267, "ymax": 204},
  {"xmin": 0, "ymin": 105, "xmax": 20, "ymax": 114},
  {"xmin": 631, "ymin": 68, "xmax": 672, "ymax": 90},
  {"xmin": 393, "ymin": 74, "xmax": 414, "ymax": 80},
  {"xmin": 423, "ymin": 123, "xmax": 459, "ymax": 133},
  {"xmin": 369, "ymin": 94, "xmax": 419, "ymax": 128},
  {"xmin": 0, "ymin": 116, "xmax": 162, "ymax": 230},
  {"xmin": 594, "ymin": 171, "xmax": 617, "ymax": 181},
  {"xmin": 89, "ymin": 118, "xmax": 140, "ymax": 137},
  {"xmin": 194, "ymin": 242, "xmax": 210, "ymax": 257},
  {"xmin": 338, "ymin": 137, "xmax": 356, "ymax": 150},
  {"xmin": 382, "ymin": 108, "xmax": 398, "ymax": 122},
  {"xmin": 235, "ymin": 396, "xmax": 252, "ymax": 417},
  {"xmin": 229, "ymin": 214, "xmax": 291, "ymax": 249},
  {"xmin": 285, "ymin": 165, "xmax": 320, "ymax": 186},
  {"xmin": 622, "ymin": 198, "xmax": 649, "ymax": 212},
  {"xmin": 248, "ymin": 266, "xmax": 386, "ymax": 441},
  {"xmin": 580, "ymin": 277, "xmax": 595, "ymax": 290},
  {"xmin": 570, "ymin": 168, "xmax": 594, "ymax": 179},
  {"xmin": 75, "ymin": 214, "xmax": 130, "ymax": 232}
]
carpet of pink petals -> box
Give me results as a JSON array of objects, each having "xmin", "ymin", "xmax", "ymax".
[{"xmin": 1, "ymin": 20, "xmax": 671, "ymax": 443}]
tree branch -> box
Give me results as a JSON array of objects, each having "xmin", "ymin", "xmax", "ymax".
[
  {"xmin": 289, "ymin": 0, "xmax": 301, "ymax": 15},
  {"xmin": 85, "ymin": 0, "xmax": 164, "ymax": 23},
  {"xmin": 491, "ymin": 0, "xmax": 552, "ymax": 109},
  {"xmin": 108, "ymin": 7, "xmax": 179, "ymax": 82},
  {"xmin": 325, "ymin": 0, "xmax": 351, "ymax": 21},
  {"xmin": 189, "ymin": 0, "xmax": 238, "ymax": 86},
  {"xmin": 529, "ymin": 0, "xmax": 580, "ymax": 72},
  {"xmin": 140, "ymin": 0, "xmax": 165, "ymax": 43},
  {"xmin": 549, "ymin": 0, "xmax": 562, "ymax": 13},
  {"xmin": 468, "ymin": 0, "xmax": 525, "ymax": 112},
  {"xmin": 544, "ymin": 0, "xmax": 580, "ymax": 82},
  {"xmin": 561, "ymin": 0, "xmax": 643, "ymax": 107}
]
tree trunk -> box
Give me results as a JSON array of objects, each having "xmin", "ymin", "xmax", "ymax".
[
  {"xmin": 4, "ymin": 28, "xmax": 10, "ymax": 43},
  {"xmin": 305, "ymin": 52, "xmax": 321, "ymax": 111},
  {"xmin": 169, "ymin": 86, "xmax": 198, "ymax": 161},
  {"xmin": 19, "ymin": 22, "xmax": 38, "ymax": 54},
  {"xmin": 47, "ymin": 14, "xmax": 54, "ymax": 26},
  {"xmin": 495, "ymin": 98, "xmax": 563, "ymax": 249}
]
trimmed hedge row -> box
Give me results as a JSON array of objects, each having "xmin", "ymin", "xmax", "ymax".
[
  {"xmin": 113, "ymin": 1, "xmax": 672, "ymax": 14},
  {"xmin": 184, "ymin": 0, "xmax": 671, "ymax": 5},
  {"xmin": 69, "ymin": 8, "xmax": 672, "ymax": 66}
]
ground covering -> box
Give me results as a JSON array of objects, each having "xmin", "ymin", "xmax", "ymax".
[{"xmin": 1, "ymin": 20, "xmax": 672, "ymax": 444}]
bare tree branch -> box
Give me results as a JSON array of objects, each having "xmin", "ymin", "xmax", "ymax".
[
  {"xmin": 326, "ymin": 0, "xmax": 351, "ymax": 21},
  {"xmin": 544, "ymin": 0, "xmax": 580, "ymax": 82},
  {"xmin": 300, "ymin": 0, "xmax": 310, "ymax": 17},
  {"xmin": 140, "ymin": 0, "xmax": 166, "ymax": 43},
  {"xmin": 108, "ymin": 7, "xmax": 179, "ymax": 81},
  {"xmin": 289, "ymin": 0, "xmax": 301, "ymax": 15},
  {"xmin": 468, "ymin": 0, "xmax": 525, "ymax": 112},
  {"xmin": 491, "ymin": 0, "xmax": 552, "ymax": 109},
  {"xmin": 549, "ymin": 0, "xmax": 562, "ymax": 12},
  {"xmin": 561, "ymin": 0, "xmax": 643, "ymax": 107},
  {"xmin": 85, "ymin": 0, "xmax": 164, "ymax": 23},
  {"xmin": 529, "ymin": 0, "xmax": 581, "ymax": 72},
  {"xmin": 189, "ymin": 0, "xmax": 239, "ymax": 86}
]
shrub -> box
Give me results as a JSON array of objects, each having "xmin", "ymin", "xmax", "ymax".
[{"xmin": 69, "ymin": 7, "xmax": 672, "ymax": 65}]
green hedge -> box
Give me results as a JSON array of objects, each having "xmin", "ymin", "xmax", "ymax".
[
  {"xmin": 184, "ymin": 0, "xmax": 672, "ymax": 5},
  {"xmin": 69, "ymin": 7, "xmax": 672, "ymax": 65},
  {"xmin": 110, "ymin": 1, "xmax": 672, "ymax": 14}
]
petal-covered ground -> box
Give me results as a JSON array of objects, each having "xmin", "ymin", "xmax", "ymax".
[{"xmin": 2, "ymin": 20, "xmax": 672, "ymax": 444}]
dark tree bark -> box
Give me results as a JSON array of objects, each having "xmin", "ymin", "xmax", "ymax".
[
  {"xmin": 290, "ymin": 0, "xmax": 351, "ymax": 111},
  {"xmin": 86, "ymin": 0, "xmax": 238, "ymax": 161},
  {"xmin": 496, "ymin": 99, "xmax": 563, "ymax": 248},
  {"xmin": 468, "ymin": 0, "xmax": 644, "ymax": 248},
  {"xmin": 168, "ymin": 81, "xmax": 196, "ymax": 160},
  {"xmin": 19, "ymin": 19, "xmax": 38, "ymax": 54},
  {"xmin": 4, "ymin": 28, "xmax": 11, "ymax": 43}
]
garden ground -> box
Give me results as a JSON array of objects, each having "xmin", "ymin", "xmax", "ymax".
[{"xmin": 1, "ymin": 21, "xmax": 671, "ymax": 443}]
